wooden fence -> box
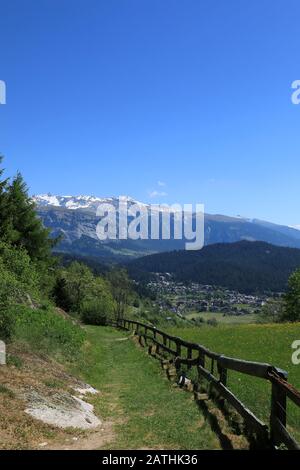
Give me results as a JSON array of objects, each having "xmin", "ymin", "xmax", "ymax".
[{"xmin": 115, "ymin": 318, "xmax": 300, "ymax": 450}]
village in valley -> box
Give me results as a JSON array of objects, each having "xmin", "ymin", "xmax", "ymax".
[{"xmin": 144, "ymin": 274, "xmax": 279, "ymax": 322}]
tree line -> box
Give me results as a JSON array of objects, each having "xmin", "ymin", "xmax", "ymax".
[{"xmin": 0, "ymin": 157, "xmax": 133, "ymax": 341}]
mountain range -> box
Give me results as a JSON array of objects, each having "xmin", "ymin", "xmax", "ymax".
[{"xmin": 33, "ymin": 194, "xmax": 300, "ymax": 261}]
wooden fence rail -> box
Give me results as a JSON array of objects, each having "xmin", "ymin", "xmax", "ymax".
[{"xmin": 114, "ymin": 318, "xmax": 300, "ymax": 450}]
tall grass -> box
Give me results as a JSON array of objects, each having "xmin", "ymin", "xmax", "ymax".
[{"xmin": 11, "ymin": 305, "xmax": 85, "ymax": 360}]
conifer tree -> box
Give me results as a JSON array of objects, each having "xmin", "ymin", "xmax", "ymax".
[
  {"xmin": 7, "ymin": 172, "xmax": 53, "ymax": 260},
  {"xmin": 0, "ymin": 156, "xmax": 12, "ymax": 240}
]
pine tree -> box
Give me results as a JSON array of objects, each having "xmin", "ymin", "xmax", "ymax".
[
  {"xmin": 0, "ymin": 156, "xmax": 12, "ymax": 240},
  {"xmin": 7, "ymin": 172, "xmax": 53, "ymax": 260},
  {"xmin": 52, "ymin": 276, "xmax": 73, "ymax": 311}
]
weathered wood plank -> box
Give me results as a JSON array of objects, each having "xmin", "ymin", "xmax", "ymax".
[
  {"xmin": 175, "ymin": 356, "xmax": 200, "ymax": 367},
  {"xmin": 143, "ymin": 335, "xmax": 177, "ymax": 356},
  {"xmin": 217, "ymin": 355, "xmax": 271, "ymax": 379},
  {"xmin": 273, "ymin": 417, "xmax": 300, "ymax": 450},
  {"xmin": 197, "ymin": 364, "xmax": 268, "ymax": 435},
  {"xmin": 269, "ymin": 372, "xmax": 300, "ymax": 408}
]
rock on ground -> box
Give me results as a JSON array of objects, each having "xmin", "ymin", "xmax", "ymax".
[{"xmin": 24, "ymin": 389, "xmax": 101, "ymax": 429}]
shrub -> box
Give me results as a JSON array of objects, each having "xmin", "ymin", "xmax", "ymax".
[
  {"xmin": 283, "ymin": 269, "xmax": 300, "ymax": 322},
  {"xmin": 55, "ymin": 263, "xmax": 116, "ymax": 318},
  {"xmin": 0, "ymin": 242, "xmax": 42, "ymax": 341},
  {"xmin": 0, "ymin": 308, "xmax": 16, "ymax": 340},
  {"xmin": 81, "ymin": 299, "xmax": 110, "ymax": 325},
  {"xmin": 207, "ymin": 318, "xmax": 218, "ymax": 327},
  {"xmin": 0, "ymin": 241, "xmax": 40, "ymax": 307},
  {"xmin": 257, "ymin": 299, "xmax": 284, "ymax": 323},
  {"xmin": 59, "ymin": 262, "xmax": 94, "ymax": 313}
]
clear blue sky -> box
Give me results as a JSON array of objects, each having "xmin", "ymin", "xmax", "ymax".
[{"xmin": 0, "ymin": 0, "xmax": 300, "ymax": 226}]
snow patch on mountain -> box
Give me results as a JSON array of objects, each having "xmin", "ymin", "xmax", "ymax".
[
  {"xmin": 32, "ymin": 194, "xmax": 171, "ymax": 212},
  {"xmin": 33, "ymin": 194, "xmax": 133, "ymax": 211}
]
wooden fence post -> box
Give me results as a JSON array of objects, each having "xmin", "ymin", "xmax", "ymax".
[
  {"xmin": 176, "ymin": 340, "xmax": 181, "ymax": 358},
  {"xmin": 197, "ymin": 351, "xmax": 205, "ymax": 390},
  {"xmin": 218, "ymin": 364, "xmax": 228, "ymax": 386},
  {"xmin": 187, "ymin": 347, "xmax": 192, "ymax": 370},
  {"xmin": 217, "ymin": 363, "xmax": 228, "ymax": 406},
  {"xmin": 270, "ymin": 368, "xmax": 288, "ymax": 446},
  {"xmin": 175, "ymin": 340, "xmax": 182, "ymax": 372}
]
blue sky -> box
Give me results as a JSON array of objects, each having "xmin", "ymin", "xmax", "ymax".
[{"xmin": 0, "ymin": 0, "xmax": 300, "ymax": 226}]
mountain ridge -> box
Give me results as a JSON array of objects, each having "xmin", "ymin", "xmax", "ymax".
[{"xmin": 32, "ymin": 194, "xmax": 300, "ymax": 260}]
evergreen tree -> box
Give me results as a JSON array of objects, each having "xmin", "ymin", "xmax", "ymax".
[
  {"xmin": 52, "ymin": 276, "xmax": 73, "ymax": 311},
  {"xmin": 7, "ymin": 172, "xmax": 53, "ymax": 260},
  {"xmin": 0, "ymin": 156, "xmax": 12, "ymax": 240}
]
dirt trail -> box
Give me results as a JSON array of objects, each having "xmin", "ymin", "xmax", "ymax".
[{"xmin": 45, "ymin": 420, "xmax": 115, "ymax": 450}]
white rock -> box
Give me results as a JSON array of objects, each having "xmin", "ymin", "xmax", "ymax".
[
  {"xmin": 24, "ymin": 390, "xmax": 101, "ymax": 430},
  {"xmin": 73, "ymin": 383, "xmax": 99, "ymax": 396}
]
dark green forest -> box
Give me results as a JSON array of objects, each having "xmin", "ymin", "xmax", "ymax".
[{"xmin": 128, "ymin": 240, "xmax": 300, "ymax": 294}]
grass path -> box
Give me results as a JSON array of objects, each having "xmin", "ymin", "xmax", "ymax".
[{"xmin": 72, "ymin": 326, "xmax": 220, "ymax": 450}]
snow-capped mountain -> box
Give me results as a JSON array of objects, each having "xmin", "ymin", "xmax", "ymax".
[
  {"xmin": 32, "ymin": 194, "xmax": 145, "ymax": 212},
  {"xmin": 32, "ymin": 193, "xmax": 300, "ymax": 262},
  {"xmin": 32, "ymin": 193, "xmax": 178, "ymax": 214}
]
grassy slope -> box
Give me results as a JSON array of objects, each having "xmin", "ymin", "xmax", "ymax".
[
  {"xmin": 73, "ymin": 326, "xmax": 220, "ymax": 450},
  {"xmin": 0, "ymin": 343, "xmax": 90, "ymax": 450},
  {"xmin": 167, "ymin": 323, "xmax": 300, "ymax": 441}
]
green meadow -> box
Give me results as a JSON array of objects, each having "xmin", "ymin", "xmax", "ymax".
[
  {"xmin": 167, "ymin": 323, "xmax": 300, "ymax": 442},
  {"xmin": 184, "ymin": 311, "xmax": 258, "ymax": 325}
]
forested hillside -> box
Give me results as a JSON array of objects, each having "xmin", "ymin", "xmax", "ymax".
[{"xmin": 128, "ymin": 241, "xmax": 300, "ymax": 293}]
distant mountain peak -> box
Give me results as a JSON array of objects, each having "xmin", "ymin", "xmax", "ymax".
[
  {"xmin": 32, "ymin": 193, "xmax": 172, "ymax": 212},
  {"xmin": 32, "ymin": 194, "xmax": 145, "ymax": 211}
]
